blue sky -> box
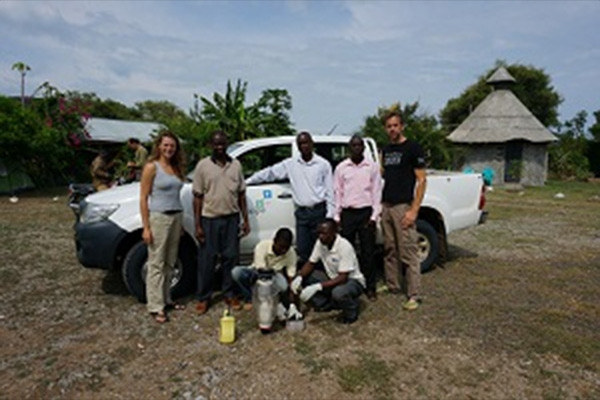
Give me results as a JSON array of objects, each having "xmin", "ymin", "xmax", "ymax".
[{"xmin": 1, "ymin": 0, "xmax": 599, "ymax": 134}]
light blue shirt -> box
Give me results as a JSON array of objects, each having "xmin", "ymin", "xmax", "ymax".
[
  {"xmin": 149, "ymin": 162, "xmax": 183, "ymax": 212},
  {"xmin": 246, "ymin": 154, "xmax": 334, "ymax": 218}
]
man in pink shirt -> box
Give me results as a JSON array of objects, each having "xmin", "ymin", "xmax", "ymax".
[{"xmin": 333, "ymin": 135, "xmax": 382, "ymax": 300}]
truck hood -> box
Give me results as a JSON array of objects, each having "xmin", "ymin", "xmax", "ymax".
[{"xmin": 85, "ymin": 183, "xmax": 140, "ymax": 205}]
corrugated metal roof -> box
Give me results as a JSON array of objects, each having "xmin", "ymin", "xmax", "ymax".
[
  {"xmin": 84, "ymin": 117, "xmax": 164, "ymax": 143},
  {"xmin": 448, "ymin": 70, "xmax": 557, "ymax": 144}
]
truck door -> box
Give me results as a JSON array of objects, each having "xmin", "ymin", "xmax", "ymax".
[{"xmin": 236, "ymin": 143, "xmax": 295, "ymax": 262}]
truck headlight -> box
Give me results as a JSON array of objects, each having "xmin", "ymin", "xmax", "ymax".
[{"xmin": 80, "ymin": 203, "xmax": 120, "ymax": 223}]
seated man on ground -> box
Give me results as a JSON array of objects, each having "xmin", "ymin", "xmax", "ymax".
[{"xmin": 291, "ymin": 219, "xmax": 365, "ymax": 324}]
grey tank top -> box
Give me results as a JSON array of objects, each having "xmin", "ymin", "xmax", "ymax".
[{"xmin": 149, "ymin": 162, "xmax": 183, "ymax": 212}]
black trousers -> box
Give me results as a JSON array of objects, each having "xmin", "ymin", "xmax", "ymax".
[
  {"xmin": 196, "ymin": 213, "xmax": 239, "ymax": 301},
  {"xmin": 340, "ymin": 207, "xmax": 377, "ymax": 292},
  {"xmin": 294, "ymin": 202, "xmax": 327, "ymax": 265}
]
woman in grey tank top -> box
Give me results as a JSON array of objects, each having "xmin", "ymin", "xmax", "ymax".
[{"xmin": 140, "ymin": 131, "xmax": 186, "ymax": 324}]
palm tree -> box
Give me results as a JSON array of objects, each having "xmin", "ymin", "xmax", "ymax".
[
  {"xmin": 197, "ymin": 79, "xmax": 259, "ymax": 142},
  {"xmin": 12, "ymin": 62, "xmax": 31, "ymax": 107}
]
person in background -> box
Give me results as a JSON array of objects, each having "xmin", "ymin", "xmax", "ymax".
[
  {"xmin": 333, "ymin": 135, "xmax": 382, "ymax": 301},
  {"xmin": 246, "ymin": 131, "xmax": 334, "ymax": 265},
  {"xmin": 291, "ymin": 219, "xmax": 365, "ymax": 324},
  {"xmin": 139, "ymin": 131, "xmax": 186, "ymax": 324},
  {"xmin": 90, "ymin": 150, "xmax": 114, "ymax": 191},
  {"xmin": 127, "ymin": 137, "xmax": 148, "ymax": 181},
  {"xmin": 380, "ymin": 110, "xmax": 427, "ymax": 311},
  {"xmin": 192, "ymin": 130, "xmax": 250, "ymax": 315},
  {"xmin": 231, "ymin": 227, "xmax": 297, "ymax": 310}
]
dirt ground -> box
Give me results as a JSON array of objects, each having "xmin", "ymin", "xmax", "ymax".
[{"xmin": 1, "ymin": 181, "xmax": 599, "ymax": 400}]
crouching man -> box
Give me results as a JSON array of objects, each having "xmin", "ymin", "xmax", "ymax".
[
  {"xmin": 291, "ymin": 219, "xmax": 365, "ymax": 324},
  {"xmin": 231, "ymin": 227, "xmax": 297, "ymax": 311}
]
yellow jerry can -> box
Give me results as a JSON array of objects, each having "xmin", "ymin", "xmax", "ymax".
[{"xmin": 219, "ymin": 309, "xmax": 235, "ymax": 344}]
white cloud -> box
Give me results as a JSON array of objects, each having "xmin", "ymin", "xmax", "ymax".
[{"xmin": 1, "ymin": 0, "xmax": 599, "ymax": 133}]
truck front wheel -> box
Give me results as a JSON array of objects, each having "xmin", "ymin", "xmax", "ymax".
[
  {"xmin": 416, "ymin": 219, "xmax": 439, "ymax": 273},
  {"xmin": 121, "ymin": 237, "xmax": 197, "ymax": 303}
]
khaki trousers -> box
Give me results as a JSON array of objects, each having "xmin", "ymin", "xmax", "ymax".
[
  {"xmin": 381, "ymin": 203, "xmax": 421, "ymax": 298},
  {"xmin": 146, "ymin": 212, "xmax": 182, "ymax": 313}
]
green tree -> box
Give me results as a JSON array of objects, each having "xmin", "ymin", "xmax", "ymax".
[
  {"xmin": 134, "ymin": 100, "xmax": 187, "ymax": 124},
  {"xmin": 440, "ymin": 60, "xmax": 563, "ymax": 133},
  {"xmin": 586, "ymin": 110, "xmax": 600, "ymax": 177},
  {"xmin": 0, "ymin": 94, "xmax": 85, "ymax": 185},
  {"xmin": 192, "ymin": 79, "xmax": 295, "ymax": 144},
  {"xmin": 589, "ymin": 110, "xmax": 600, "ymax": 142},
  {"xmin": 11, "ymin": 62, "xmax": 31, "ymax": 107},
  {"xmin": 254, "ymin": 89, "xmax": 294, "ymax": 136},
  {"xmin": 548, "ymin": 110, "xmax": 591, "ymax": 180},
  {"xmin": 360, "ymin": 102, "xmax": 452, "ymax": 169},
  {"xmin": 68, "ymin": 92, "xmax": 140, "ymax": 120},
  {"xmin": 194, "ymin": 80, "xmax": 256, "ymax": 143}
]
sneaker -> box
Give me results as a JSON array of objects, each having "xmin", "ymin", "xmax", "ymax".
[
  {"xmin": 195, "ymin": 301, "xmax": 209, "ymax": 315},
  {"xmin": 402, "ymin": 298, "xmax": 419, "ymax": 311},
  {"xmin": 225, "ymin": 297, "xmax": 242, "ymax": 311},
  {"xmin": 376, "ymin": 284, "xmax": 401, "ymax": 295},
  {"xmin": 376, "ymin": 284, "xmax": 389, "ymax": 294}
]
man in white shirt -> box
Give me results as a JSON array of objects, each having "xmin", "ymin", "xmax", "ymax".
[
  {"xmin": 246, "ymin": 132, "xmax": 334, "ymax": 264},
  {"xmin": 291, "ymin": 219, "xmax": 365, "ymax": 324},
  {"xmin": 231, "ymin": 228, "xmax": 297, "ymax": 310}
]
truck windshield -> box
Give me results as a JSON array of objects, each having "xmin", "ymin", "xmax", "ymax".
[{"xmin": 226, "ymin": 143, "xmax": 243, "ymax": 156}]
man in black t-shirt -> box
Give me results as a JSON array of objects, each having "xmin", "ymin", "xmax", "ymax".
[{"xmin": 380, "ymin": 110, "xmax": 427, "ymax": 311}]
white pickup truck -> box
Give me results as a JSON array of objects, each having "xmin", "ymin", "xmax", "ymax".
[{"xmin": 73, "ymin": 135, "xmax": 486, "ymax": 301}]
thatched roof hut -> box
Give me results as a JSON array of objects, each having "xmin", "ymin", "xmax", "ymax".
[
  {"xmin": 448, "ymin": 67, "xmax": 556, "ymax": 186},
  {"xmin": 448, "ymin": 67, "xmax": 556, "ymax": 144}
]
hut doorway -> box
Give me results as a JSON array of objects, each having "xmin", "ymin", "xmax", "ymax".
[{"xmin": 504, "ymin": 141, "xmax": 523, "ymax": 182}]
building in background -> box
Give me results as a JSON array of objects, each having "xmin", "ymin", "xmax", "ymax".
[{"xmin": 448, "ymin": 67, "xmax": 557, "ymax": 186}]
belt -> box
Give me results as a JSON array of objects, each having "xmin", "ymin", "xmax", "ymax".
[
  {"xmin": 163, "ymin": 210, "xmax": 182, "ymax": 215},
  {"xmin": 342, "ymin": 206, "xmax": 372, "ymax": 213},
  {"xmin": 297, "ymin": 201, "xmax": 326, "ymax": 211}
]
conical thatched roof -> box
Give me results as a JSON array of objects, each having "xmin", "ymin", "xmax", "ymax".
[
  {"xmin": 448, "ymin": 68, "xmax": 557, "ymax": 144},
  {"xmin": 486, "ymin": 66, "xmax": 516, "ymax": 84}
]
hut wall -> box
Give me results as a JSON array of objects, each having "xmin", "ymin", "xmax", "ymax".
[
  {"xmin": 520, "ymin": 143, "xmax": 548, "ymax": 186},
  {"xmin": 457, "ymin": 143, "xmax": 548, "ymax": 186},
  {"xmin": 458, "ymin": 144, "xmax": 504, "ymax": 186}
]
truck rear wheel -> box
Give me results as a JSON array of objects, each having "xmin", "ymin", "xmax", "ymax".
[
  {"xmin": 121, "ymin": 237, "xmax": 197, "ymax": 303},
  {"xmin": 417, "ymin": 219, "xmax": 439, "ymax": 273}
]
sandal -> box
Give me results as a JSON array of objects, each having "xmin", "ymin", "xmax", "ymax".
[{"xmin": 151, "ymin": 311, "xmax": 168, "ymax": 324}]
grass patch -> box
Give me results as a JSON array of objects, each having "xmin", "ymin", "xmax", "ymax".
[
  {"xmin": 2, "ymin": 182, "xmax": 599, "ymax": 399},
  {"xmin": 0, "ymin": 267, "xmax": 21, "ymax": 287},
  {"xmin": 293, "ymin": 337, "xmax": 330, "ymax": 374},
  {"xmin": 336, "ymin": 351, "xmax": 394, "ymax": 397},
  {"xmin": 293, "ymin": 337, "xmax": 315, "ymax": 357},
  {"xmin": 524, "ymin": 312, "xmax": 600, "ymax": 372}
]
